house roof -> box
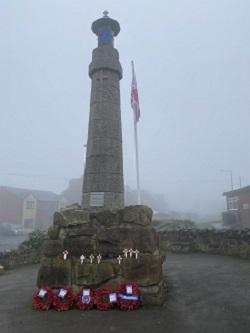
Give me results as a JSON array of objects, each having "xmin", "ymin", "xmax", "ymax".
[
  {"xmin": 0, "ymin": 186, "xmax": 60, "ymax": 202},
  {"xmin": 223, "ymin": 185, "xmax": 250, "ymax": 197}
]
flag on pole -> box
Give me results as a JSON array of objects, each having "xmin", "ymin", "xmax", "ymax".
[
  {"xmin": 131, "ymin": 61, "xmax": 140, "ymax": 122},
  {"xmin": 130, "ymin": 61, "xmax": 141, "ymax": 205}
]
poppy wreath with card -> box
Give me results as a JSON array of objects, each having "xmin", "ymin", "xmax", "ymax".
[
  {"xmin": 32, "ymin": 287, "xmax": 54, "ymax": 311},
  {"xmin": 95, "ymin": 288, "xmax": 117, "ymax": 311},
  {"xmin": 76, "ymin": 288, "xmax": 96, "ymax": 311},
  {"xmin": 117, "ymin": 282, "xmax": 142, "ymax": 311},
  {"xmin": 52, "ymin": 287, "xmax": 74, "ymax": 311}
]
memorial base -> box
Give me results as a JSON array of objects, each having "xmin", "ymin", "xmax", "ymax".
[{"xmin": 37, "ymin": 205, "xmax": 166, "ymax": 305}]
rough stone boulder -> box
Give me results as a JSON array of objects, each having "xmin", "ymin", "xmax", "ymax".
[
  {"xmin": 38, "ymin": 256, "xmax": 71, "ymax": 287},
  {"xmin": 121, "ymin": 205, "xmax": 153, "ymax": 226},
  {"xmin": 37, "ymin": 205, "xmax": 166, "ymax": 305}
]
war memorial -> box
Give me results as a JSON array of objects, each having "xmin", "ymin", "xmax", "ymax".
[
  {"xmin": 1, "ymin": 5, "xmax": 250, "ymax": 332},
  {"xmin": 36, "ymin": 12, "xmax": 166, "ymax": 306}
]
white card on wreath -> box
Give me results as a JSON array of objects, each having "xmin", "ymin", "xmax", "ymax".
[
  {"xmin": 59, "ymin": 289, "xmax": 67, "ymax": 298},
  {"xmin": 38, "ymin": 289, "xmax": 47, "ymax": 298},
  {"xmin": 83, "ymin": 289, "xmax": 90, "ymax": 297},
  {"xmin": 109, "ymin": 293, "xmax": 117, "ymax": 303},
  {"xmin": 126, "ymin": 285, "xmax": 133, "ymax": 294}
]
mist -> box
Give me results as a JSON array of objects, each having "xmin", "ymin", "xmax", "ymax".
[{"xmin": 1, "ymin": 0, "xmax": 250, "ymax": 219}]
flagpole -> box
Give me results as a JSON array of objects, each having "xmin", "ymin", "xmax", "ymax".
[
  {"xmin": 131, "ymin": 60, "xmax": 141, "ymax": 205},
  {"xmin": 134, "ymin": 116, "xmax": 141, "ymax": 204}
]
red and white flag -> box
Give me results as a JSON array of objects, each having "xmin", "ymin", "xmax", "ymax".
[{"xmin": 131, "ymin": 61, "xmax": 140, "ymax": 122}]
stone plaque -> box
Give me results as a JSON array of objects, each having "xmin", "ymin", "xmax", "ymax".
[{"xmin": 90, "ymin": 192, "xmax": 104, "ymax": 207}]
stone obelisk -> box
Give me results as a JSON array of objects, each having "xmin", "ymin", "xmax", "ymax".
[{"xmin": 82, "ymin": 11, "xmax": 124, "ymax": 210}]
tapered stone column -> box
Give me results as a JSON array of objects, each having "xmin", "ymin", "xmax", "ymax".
[{"xmin": 82, "ymin": 11, "xmax": 124, "ymax": 210}]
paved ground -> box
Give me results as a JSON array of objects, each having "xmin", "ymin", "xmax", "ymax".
[{"xmin": 0, "ymin": 254, "xmax": 250, "ymax": 333}]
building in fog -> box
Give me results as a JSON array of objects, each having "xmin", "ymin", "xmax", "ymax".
[
  {"xmin": 0, "ymin": 186, "xmax": 67, "ymax": 231},
  {"xmin": 222, "ymin": 186, "xmax": 250, "ymax": 229}
]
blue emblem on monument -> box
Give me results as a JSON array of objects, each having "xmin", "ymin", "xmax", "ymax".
[{"xmin": 100, "ymin": 31, "xmax": 111, "ymax": 45}]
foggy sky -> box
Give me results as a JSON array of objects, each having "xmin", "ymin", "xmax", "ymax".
[{"xmin": 1, "ymin": 0, "xmax": 250, "ymax": 217}]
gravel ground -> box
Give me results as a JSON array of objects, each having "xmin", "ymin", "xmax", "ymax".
[{"xmin": 0, "ymin": 254, "xmax": 250, "ymax": 333}]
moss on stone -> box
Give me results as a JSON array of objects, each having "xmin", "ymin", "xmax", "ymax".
[
  {"xmin": 37, "ymin": 256, "xmax": 71, "ymax": 288},
  {"xmin": 73, "ymin": 260, "xmax": 115, "ymax": 287},
  {"xmin": 42, "ymin": 240, "xmax": 64, "ymax": 257}
]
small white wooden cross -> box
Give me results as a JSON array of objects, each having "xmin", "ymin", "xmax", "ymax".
[
  {"xmin": 63, "ymin": 250, "xmax": 69, "ymax": 260},
  {"xmin": 133, "ymin": 249, "xmax": 140, "ymax": 259},
  {"xmin": 129, "ymin": 248, "xmax": 134, "ymax": 258},
  {"xmin": 123, "ymin": 248, "xmax": 129, "ymax": 258},
  {"xmin": 80, "ymin": 254, "xmax": 85, "ymax": 264},
  {"xmin": 89, "ymin": 254, "xmax": 95, "ymax": 264},
  {"xmin": 97, "ymin": 254, "xmax": 102, "ymax": 264},
  {"xmin": 117, "ymin": 255, "xmax": 123, "ymax": 265}
]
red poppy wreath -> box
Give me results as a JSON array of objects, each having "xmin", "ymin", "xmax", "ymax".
[
  {"xmin": 32, "ymin": 287, "xmax": 53, "ymax": 311},
  {"xmin": 117, "ymin": 282, "xmax": 142, "ymax": 311},
  {"xmin": 52, "ymin": 287, "xmax": 74, "ymax": 311},
  {"xmin": 95, "ymin": 288, "xmax": 117, "ymax": 311},
  {"xmin": 76, "ymin": 288, "xmax": 96, "ymax": 311}
]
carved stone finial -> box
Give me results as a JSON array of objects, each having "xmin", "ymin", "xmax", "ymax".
[{"xmin": 103, "ymin": 10, "xmax": 109, "ymax": 17}]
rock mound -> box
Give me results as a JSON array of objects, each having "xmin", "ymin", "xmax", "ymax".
[{"xmin": 37, "ymin": 205, "xmax": 166, "ymax": 305}]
